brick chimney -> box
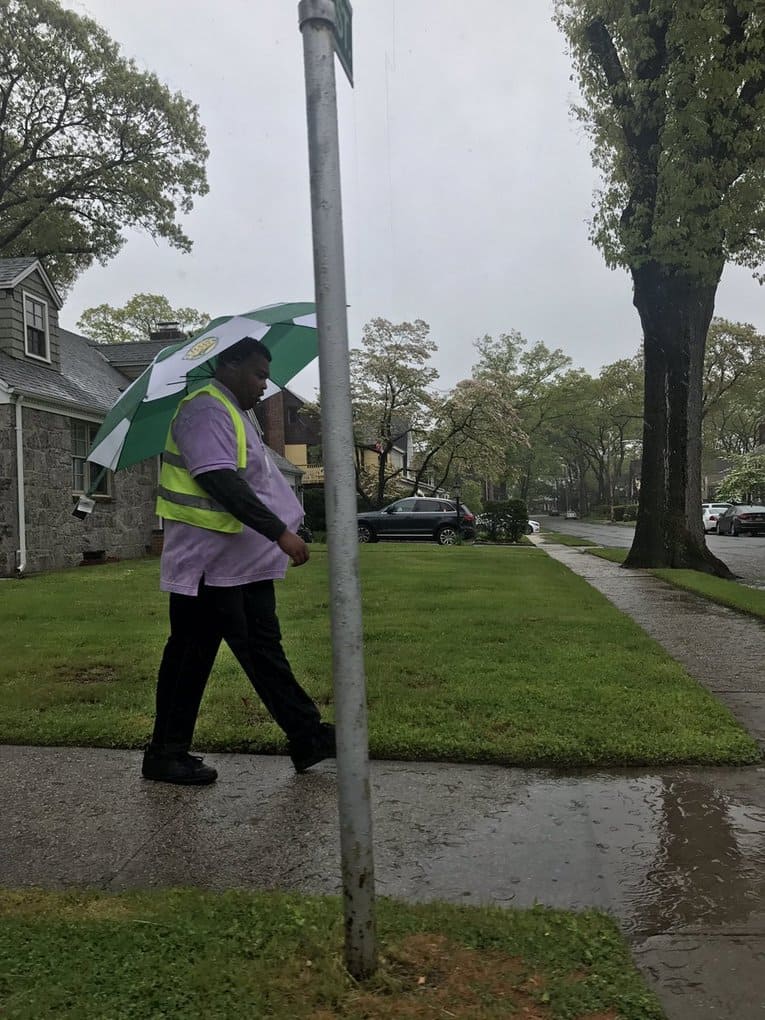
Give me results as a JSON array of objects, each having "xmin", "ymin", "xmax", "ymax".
[{"xmin": 256, "ymin": 392, "xmax": 286, "ymax": 454}]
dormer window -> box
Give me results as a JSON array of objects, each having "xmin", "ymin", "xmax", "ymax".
[{"xmin": 23, "ymin": 292, "xmax": 50, "ymax": 361}]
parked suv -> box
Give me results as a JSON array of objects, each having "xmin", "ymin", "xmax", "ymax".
[{"xmin": 357, "ymin": 497, "xmax": 476, "ymax": 545}]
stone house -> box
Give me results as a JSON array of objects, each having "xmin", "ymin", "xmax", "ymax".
[
  {"xmin": 0, "ymin": 259, "xmax": 307, "ymax": 576},
  {"xmin": 0, "ymin": 258, "xmax": 158, "ymax": 576}
]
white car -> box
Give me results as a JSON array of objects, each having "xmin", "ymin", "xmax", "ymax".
[
  {"xmin": 527, "ymin": 519, "xmax": 541, "ymax": 534},
  {"xmin": 702, "ymin": 502, "xmax": 731, "ymax": 533},
  {"xmin": 565, "ymin": 510, "xmax": 578, "ymax": 519}
]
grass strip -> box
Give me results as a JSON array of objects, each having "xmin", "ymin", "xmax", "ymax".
[
  {"xmin": 0, "ymin": 888, "xmax": 666, "ymax": 1019},
  {"xmin": 588, "ymin": 547, "xmax": 765, "ymax": 622},
  {"xmin": 0, "ymin": 548, "xmax": 757, "ymax": 766},
  {"xmin": 588, "ymin": 548, "xmax": 628, "ymax": 564},
  {"xmin": 650, "ymin": 570, "xmax": 765, "ymax": 622},
  {"xmin": 540, "ymin": 531, "xmax": 599, "ymax": 547}
]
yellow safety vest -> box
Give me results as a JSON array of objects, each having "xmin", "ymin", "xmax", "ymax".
[{"xmin": 155, "ymin": 384, "xmax": 247, "ymax": 533}]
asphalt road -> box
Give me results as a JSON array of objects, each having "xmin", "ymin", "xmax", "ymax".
[{"xmin": 538, "ymin": 516, "xmax": 765, "ymax": 588}]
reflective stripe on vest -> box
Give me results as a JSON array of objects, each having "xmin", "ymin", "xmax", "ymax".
[{"xmin": 155, "ymin": 384, "xmax": 247, "ymax": 533}]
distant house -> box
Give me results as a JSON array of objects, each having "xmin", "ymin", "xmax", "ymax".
[
  {"xmin": 256, "ymin": 390, "xmax": 441, "ymax": 497},
  {"xmin": 0, "ymin": 258, "xmax": 303, "ymax": 576},
  {"xmin": 255, "ymin": 387, "xmax": 321, "ymax": 486},
  {"xmin": 258, "ymin": 390, "xmax": 427, "ymax": 497}
]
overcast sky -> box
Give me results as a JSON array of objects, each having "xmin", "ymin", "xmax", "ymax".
[{"xmin": 61, "ymin": 0, "xmax": 764, "ymax": 397}]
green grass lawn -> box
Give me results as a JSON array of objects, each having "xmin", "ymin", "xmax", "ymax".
[
  {"xmin": 588, "ymin": 547, "xmax": 765, "ymax": 622},
  {"xmin": 540, "ymin": 531, "xmax": 598, "ymax": 547},
  {"xmin": 0, "ymin": 889, "xmax": 665, "ymax": 1019},
  {"xmin": 589, "ymin": 548, "xmax": 630, "ymax": 564},
  {"xmin": 0, "ymin": 547, "xmax": 758, "ymax": 766}
]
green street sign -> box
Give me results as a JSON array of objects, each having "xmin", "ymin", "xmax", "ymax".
[{"xmin": 333, "ymin": 0, "xmax": 353, "ymax": 86}]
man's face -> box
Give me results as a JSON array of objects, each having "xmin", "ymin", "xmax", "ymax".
[{"xmin": 235, "ymin": 353, "xmax": 271, "ymax": 409}]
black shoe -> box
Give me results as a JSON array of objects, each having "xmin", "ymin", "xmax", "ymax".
[
  {"xmin": 141, "ymin": 748, "xmax": 218, "ymax": 785},
  {"xmin": 289, "ymin": 723, "xmax": 336, "ymax": 773}
]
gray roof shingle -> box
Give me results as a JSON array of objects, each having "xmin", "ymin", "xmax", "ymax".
[
  {"xmin": 0, "ymin": 329, "xmax": 305, "ymax": 477},
  {"xmin": 0, "ymin": 257, "xmax": 38, "ymax": 287},
  {"xmin": 0, "ymin": 329, "xmax": 128, "ymax": 414},
  {"xmin": 94, "ymin": 341, "xmax": 173, "ymax": 368}
]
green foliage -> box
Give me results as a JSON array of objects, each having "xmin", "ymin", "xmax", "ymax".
[
  {"xmin": 350, "ymin": 317, "xmax": 438, "ymax": 506},
  {"xmin": 592, "ymin": 503, "xmax": 638, "ymax": 521},
  {"xmin": 612, "ymin": 503, "xmax": 639, "ymax": 522},
  {"xmin": 554, "ymin": 1, "xmax": 765, "ymax": 281},
  {"xmin": 77, "ymin": 293, "xmax": 209, "ymax": 344},
  {"xmin": 350, "ymin": 319, "xmax": 521, "ymax": 507},
  {"xmin": 0, "ymin": 0, "xmax": 209, "ymax": 289},
  {"xmin": 553, "ymin": 5, "xmax": 765, "ymax": 569},
  {"xmin": 301, "ymin": 486, "xmax": 326, "ymax": 532},
  {"xmin": 471, "ymin": 331, "xmax": 571, "ymax": 502},
  {"xmin": 703, "ymin": 318, "xmax": 765, "ymax": 455},
  {"xmin": 456, "ymin": 479, "xmax": 483, "ymax": 514},
  {"xmin": 716, "ymin": 453, "xmax": 765, "ymax": 502},
  {"xmin": 481, "ymin": 498, "xmax": 530, "ymax": 543},
  {"xmin": 526, "ymin": 316, "xmax": 761, "ymax": 513}
]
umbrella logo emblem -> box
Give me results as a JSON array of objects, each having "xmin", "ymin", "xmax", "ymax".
[{"xmin": 183, "ymin": 337, "xmax": 218, "ymax": 360}]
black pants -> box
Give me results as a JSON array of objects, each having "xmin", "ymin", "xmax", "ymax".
[{"xmin": 150, "ymin": 579, "xmax": 321, "ymax": 753}]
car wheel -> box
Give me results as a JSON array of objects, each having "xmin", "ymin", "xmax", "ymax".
[
  {"xmin": 716, "ymin": 523, "xmax": 723, "ymax": 535},
  {"xmin": 358, "ymin": 524, "xmax": 374, "ymax": 543},
  {"xmin": 436, "ymin": 525, "xmax": 458, "ymax": 545},
  {"xmin": 731, "ymin": 521, "xmax": 739, "ymax": 537}
]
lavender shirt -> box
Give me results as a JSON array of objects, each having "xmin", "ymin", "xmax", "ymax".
[{"xmin": 159, "ymin": 381, "xmax": 304, "ymax": 595}]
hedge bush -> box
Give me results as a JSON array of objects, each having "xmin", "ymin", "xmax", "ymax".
[{"xmin": 480, "ymin": 499, "xmax": 529, "ymax": 543}]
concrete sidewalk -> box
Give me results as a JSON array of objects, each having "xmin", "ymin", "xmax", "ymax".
[
  {"xmin": 3, "ymin": 746, "xmax": 764, "ymax": 1018},
  {"xmin": 2, "ymin": 546, "xmax": 765, "ymax": 1018}
]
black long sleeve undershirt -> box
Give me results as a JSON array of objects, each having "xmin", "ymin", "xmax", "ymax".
[{"xmin": 195, "ymin": 469, "xmax": 287, "ymax": 541}]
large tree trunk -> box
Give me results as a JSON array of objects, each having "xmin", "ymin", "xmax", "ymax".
[{"xmin": 624, "ymin": 263, "xmax": 733, "ymax": 576}]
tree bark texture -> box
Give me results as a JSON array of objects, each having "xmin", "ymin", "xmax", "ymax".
[{"xmin": 625, "ymin": 263, "xmax": 733, "ymax": 576}]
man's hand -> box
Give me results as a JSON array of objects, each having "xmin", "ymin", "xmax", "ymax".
[{"xmin": 277, "ymin": 530, "xmax": 310, "ymax": 566}]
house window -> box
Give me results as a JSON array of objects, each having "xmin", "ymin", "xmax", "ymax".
[
  {"xmin": 23, "ymin": 293, "xmax": 50, "ymax": 360},
  {"xmin": 71, "ymin": 420, "xmax": 111, "ymax": 496}
]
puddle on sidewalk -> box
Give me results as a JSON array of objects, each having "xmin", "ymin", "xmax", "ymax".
[
  {"xmin": 5, "ymin": 750, "xmax": 765, "ymax": 947},
  {"xmin": 400, "ymin": 768, "xmax": 765, "ymax": 939}
]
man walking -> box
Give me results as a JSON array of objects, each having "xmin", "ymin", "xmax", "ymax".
[{"xmin": 142, "ymin": 336, "xmax": 335, "ymax": 785}]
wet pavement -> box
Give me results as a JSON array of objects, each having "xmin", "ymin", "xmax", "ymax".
[
  {"xmin": 2, "ymin": 745, "xmax": 765, "ymax": 1018},
  {"xmin": 539, "ymin": 516, "xmax": 765, "ymax": 589},
  {"xmin": 3, "ymin": 545, "xmax": 765, "ymax": 1018}
]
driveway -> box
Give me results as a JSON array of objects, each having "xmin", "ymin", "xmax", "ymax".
[{"xmin": 539, "ymin": 516, "xmax": 765, "ymax": 588}]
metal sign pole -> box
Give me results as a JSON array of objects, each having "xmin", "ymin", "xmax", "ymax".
[{"xmin": 298, "ymin": 0, "xmax": 377, "ymax": 979}]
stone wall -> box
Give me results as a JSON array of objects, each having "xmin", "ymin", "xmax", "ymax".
[
  {"xmin": 1, "ymin": 404, "xmax": 158, "ymax": 576},
  {"xmin": 0, "ymin": 404, "xmax": 18, "ymax": 575}
]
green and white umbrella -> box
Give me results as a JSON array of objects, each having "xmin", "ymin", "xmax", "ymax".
[{"xmin": 86, "ymin": 302, "xmax": 317, "ymax": 474}]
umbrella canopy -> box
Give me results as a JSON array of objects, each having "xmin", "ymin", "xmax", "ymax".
[{"xmin": 86, "ymin": 303, "xmax": 317, "ymax": 472}]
